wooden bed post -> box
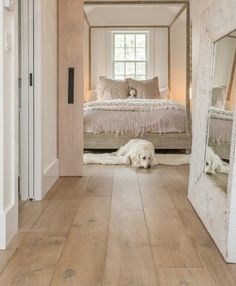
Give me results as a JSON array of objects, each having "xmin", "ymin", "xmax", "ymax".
[
  {"xmin": 89, "ymin": 27, "xmax": 92, "ymax": 90},
  {"xmin": 168, "ymin": 27, "xmax": 171, "ymax": 92},
  {"xmin": 186, "ymin": 1, "xmax": 191, "ymax": 135}
]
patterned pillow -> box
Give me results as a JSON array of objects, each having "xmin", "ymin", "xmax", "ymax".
[
  {"xmin": 96, "ymin": 77, "xmax": 129, "ymax": 101},
  {"xmin": 126, "ymin": 77, "xmax": 161, "ymax": 99}
]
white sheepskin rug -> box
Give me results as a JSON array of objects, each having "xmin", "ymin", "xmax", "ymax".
[{"xmin": 83, "ymin": 152, "xmax": 191, "ymax": 166}]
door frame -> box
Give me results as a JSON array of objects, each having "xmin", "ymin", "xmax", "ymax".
[
  {"xmin": 20, "ymin": 0, "xmax": 35, "ymax": 200},
  {"xmin": 20, "ymin": 0, "xmax": 43, "ymax": 201}
]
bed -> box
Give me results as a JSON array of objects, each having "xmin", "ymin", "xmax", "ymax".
[
  {"xmin": 83, "ymin": 76, "xmax": 191, "ymax": 150},
  {"xmin": 84, "ymin": 98, "xmax": 191, "ymax": 150}
]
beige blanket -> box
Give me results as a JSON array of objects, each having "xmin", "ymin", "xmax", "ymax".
[
  {"xmin": 209, "ymin": 108, "xmax": 233, "ymax": 144},
  {"xmin": 84, "ymin": 99, "xmax": 187, "ymax": 136}
]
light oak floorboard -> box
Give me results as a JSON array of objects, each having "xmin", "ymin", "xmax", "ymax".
[
  {"xmin": 0, "ymin": 232, "xmax": 27, "ymax": 274},
  {"xmin": 0, "ymin": 233, "xmax": 64, "ymax": 286},
  {"xmin": 32, "ymin": 201, "xmax": 80, "ymax": 237},
  {"xmin": 44, "ymin": 177, "xmax": 88, "ymax": 201},
  {"xmin": 84, "ymin": 174, "xmax": 113, "ymax": 198},
  {"xmin": 0, "ymin": 165, "xmax": 236, "ymax": 286},
  {"xmin": 111, "ymin": 167, "xmax": 143, "ymax": 211},
  {"xmin": 50, "ymin": 197, "xmax": 111, "ymax": 286},
  {"xmin": 158, "ymin": 268, "xmax": 214, "ymax": 286},
  {"xmin": 103, "ymin": 169, "xmax": 159, "ymax": 286},
  {"xmin": 19, "ymin": 201, "xmax": 49, "ymax": 231},
  {"xmin": 137, "ymin": 169, "xmax": 203, "ymax": 268}
]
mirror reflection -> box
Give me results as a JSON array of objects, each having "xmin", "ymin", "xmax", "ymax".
[{"xmin": 205, "ymin": 30, "xmax": 236, "ymax": 193}]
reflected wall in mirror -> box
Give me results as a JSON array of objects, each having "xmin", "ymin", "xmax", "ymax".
[{"xmin": 205, "ymin": 30, "xmax": 236, "ymax": 193}]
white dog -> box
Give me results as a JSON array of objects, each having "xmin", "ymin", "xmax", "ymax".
[
  {"xmin": 205, "ymin": 146, "xmax": 229, "ymax": 175},
  {"xmin": 116, "ymin": 139, "xmax": 155, "ymax": 169}
]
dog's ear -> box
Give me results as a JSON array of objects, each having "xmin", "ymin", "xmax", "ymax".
[{"xmin": 130, "ymin": 153, "xmax": 141, "ymax": 168}]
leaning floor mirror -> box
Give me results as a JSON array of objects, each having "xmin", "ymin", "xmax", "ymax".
[{"xmin": 189, "ymin": 0, "xmax": 236, "ymax": 263}]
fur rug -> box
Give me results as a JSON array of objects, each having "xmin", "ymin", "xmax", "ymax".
[{"xmin": 83, "ymin": 152, "xmax": 191, "ymax": 166}]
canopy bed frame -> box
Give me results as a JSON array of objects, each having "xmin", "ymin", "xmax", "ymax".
[{"xmin": 83, "ymin": 0, "xmax": 191, "ymax": 150}]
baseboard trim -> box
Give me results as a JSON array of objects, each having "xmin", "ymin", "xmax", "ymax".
[
  {"xmin": 0, "ymin": 202, "xmax": 18, "ymax": 249},
  {"xmin": 42, "ymin": 158, "xmax": 59, "ymax": 199}
]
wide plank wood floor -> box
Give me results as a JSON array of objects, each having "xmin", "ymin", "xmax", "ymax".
[{"xmin": 1, "ymin": 165, "xmax": 236, "ymax": 285}]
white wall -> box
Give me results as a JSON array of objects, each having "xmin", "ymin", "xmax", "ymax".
[
  {"xmin": 89, "ymin": 28, "xmax": 169, "ymax": 90},
  {"xmin": 214, "ymin": 38, "xmax": 236, "ymax": 88},
  {"xmin": 170, "ymin": 11, "xmax": 186, "ymax": 104},
  {"xmin": 0, "ymin": 2, "xmax": 18, "ymax": 249},
  {"xmin": 40, "ymin": 0, "xmax": 59, "ymax": 199}
]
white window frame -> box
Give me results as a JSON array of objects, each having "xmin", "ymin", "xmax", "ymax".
[{"xmin": 111, "ymin": 30, "xmax": 151, "ymax": 80}]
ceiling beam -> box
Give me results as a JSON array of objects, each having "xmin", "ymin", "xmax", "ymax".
[
  {"xmin": 90, "ymin": 25, "xmax": 169, "ymax": 28},
  {"xmin": 84, "ymin": 1, "xmax": 189, "ymax": 5}
]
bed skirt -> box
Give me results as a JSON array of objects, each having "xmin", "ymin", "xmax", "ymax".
[{"xmin": 84, "ymin": 132, "xmax": 192, "ymax": 151}]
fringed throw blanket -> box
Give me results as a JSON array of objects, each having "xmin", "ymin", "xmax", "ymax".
[
  {"xmin": 209, "ymin": 108, "xmax": 233, "ymax": 144},
  {"xmin": 84, "ymin": 99, "xmax": 187, "ymax": 136}
]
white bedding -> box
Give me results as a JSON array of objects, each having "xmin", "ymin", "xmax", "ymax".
[
  {"xmin": 84, "ymin": 99, "xmax": 187, "ymax": 136},
  {"xmin": 209, "ymin": 108, "xmax": 233, "ymax": 144}
]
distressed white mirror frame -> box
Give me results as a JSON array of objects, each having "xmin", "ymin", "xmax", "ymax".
[{"xmin": 188, "ymin": 0, "xmax": 236, "ymax": 263}]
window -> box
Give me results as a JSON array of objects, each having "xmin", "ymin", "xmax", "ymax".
[{"xmin": 112, "ymin": 32, "xmax": 148, "ymax": 80}]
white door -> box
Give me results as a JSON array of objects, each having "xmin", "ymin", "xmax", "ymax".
[{"xmin": 19, "ymin": 0, "xmax": 35, "ymax": 200}]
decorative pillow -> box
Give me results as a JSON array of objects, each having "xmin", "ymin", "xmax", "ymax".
[
  {"xmin": 126, "ymin": 77, "xmax": 160, "ymax": 99},
  {"xmin": 211, "ymin": 86, "xmax": 227, "ymax": 109},
  {"xmin": 96, "ymin": 77, "xmax": 129, "ymax": 101}
]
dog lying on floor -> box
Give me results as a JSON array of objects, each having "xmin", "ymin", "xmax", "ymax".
[
  {"xmin": 205, "ymin": 146, "xmax": 229, "ymax": 175},
  {"xmin": 84, "ymin": 139, "xmax": 156, "ymax": 169},
  {"xmin": 115, "ymin": 139, "xmax": 155, "ymax": 169},
  {"xmin": 84, "ymin": 139, "xmax": 191, "ymax": 167}
]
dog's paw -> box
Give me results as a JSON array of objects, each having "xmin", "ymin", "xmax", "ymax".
[{"xmin": 125, "ymin": 156, "xmax": 131, "ymax": 165}]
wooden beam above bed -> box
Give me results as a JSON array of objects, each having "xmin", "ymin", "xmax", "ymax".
[
  {"xmin": 90, "ymin": 25, "xmax": 169, "ymax": 28},
  {"xmin": 84, "ymin": 1, "xmax": 189, "ymax": 5}
]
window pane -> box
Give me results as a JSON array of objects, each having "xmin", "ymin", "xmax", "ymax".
[
  {"xmin": 136, "ymin": 48, "xmax": 146, "ymax": 61},
  {"xmin": 113, "ymin": 32, "xmax": 148, "ymax": 80},
  {"xmin": 115, "ymin": 75, "xmax": 125, "ymax": 80},
  {"xmin": 125, "ymin": 48, "xmax": 135, "ymax": 60},
  {"xmin": 115, "ymin": 34, "xmax": 124, "ymax": 47},
  {"xmin": 136, "ymin": 75, "xmax": 146, "ymax": 80},
  {"xmin": 126, "ymin": 62, "xmax": 135, "ymax": 76},
  {"xmin": 125, "ymin": 34, "xmax": 135, "ymax": 47},
  {"xmin": 115, "ymin": 62, "xmax": 125, "ymax": 75},
  {"xmin": 115, "ymin": 48, "xmax": 125, "ymax": 60},
  {"xmin": 136, "ymin": 62, "xmax": 146, "ymax": 75},
  {"xmin": 136, "ymin": 34, "xmax": 146, "ymax": 47}
]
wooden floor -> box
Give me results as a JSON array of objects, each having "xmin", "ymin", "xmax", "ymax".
[{"xmin": 1, "ymin": 165, "xmax": 236, "ymax": 285}]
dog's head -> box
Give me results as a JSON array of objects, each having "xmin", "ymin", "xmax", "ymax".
[{"xmin": 137, "ymin": 149, "xmax": 154, "ymax": 169}]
